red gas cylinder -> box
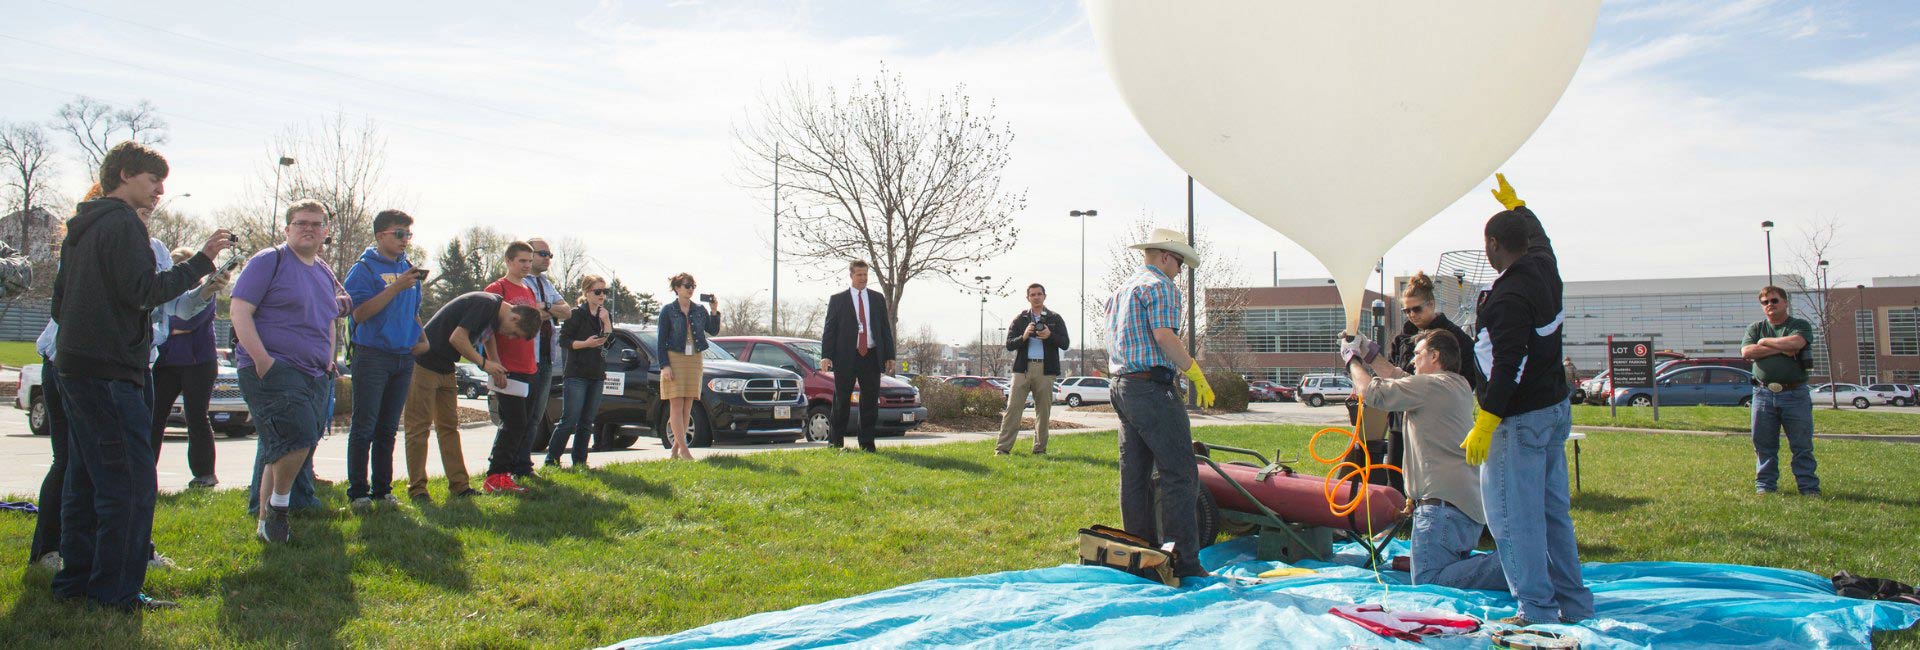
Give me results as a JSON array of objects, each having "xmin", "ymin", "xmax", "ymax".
[{"xmin": 1198, "ymin": 461, "xmax": 1405, "ymax": 533}]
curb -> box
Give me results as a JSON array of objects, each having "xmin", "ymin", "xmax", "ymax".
[{"xmin": 1573, "ymin": 425, "xmax": 1920, "ymax": 443}]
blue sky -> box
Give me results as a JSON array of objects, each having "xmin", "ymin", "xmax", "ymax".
[{"xmin": 3, "ymin": 0, "xmax": 1917, "ymax": 344}]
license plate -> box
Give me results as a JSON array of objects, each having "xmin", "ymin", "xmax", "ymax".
[
  {"xmin": 901, "ymin": 413, "xmax": 914, "ymax": 423},
  {"xmin": 214, "ymin": 413, "xmax": 230, "ymax": 422},
  {"xmin": 774, "ymin": 406, "xmax": 791, "ymax": 419}
]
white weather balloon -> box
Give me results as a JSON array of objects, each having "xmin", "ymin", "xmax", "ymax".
[{"xmin": 1088, "ymin": 1, "xmax": 1600, "ymax": 333}]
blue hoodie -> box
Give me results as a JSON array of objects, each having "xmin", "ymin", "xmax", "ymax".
[{"xmin": 343, "ymin": 247, "xmax": 423, "ymax": 354}]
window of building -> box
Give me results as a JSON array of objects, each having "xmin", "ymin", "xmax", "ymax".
[
  {"xmin": 1889, "ymin": 308, "xmax": 1920, "ymax": 357},
  {"xmin": 1857, "ymin": 309, "xmax": 1877, "ymax": 381}
]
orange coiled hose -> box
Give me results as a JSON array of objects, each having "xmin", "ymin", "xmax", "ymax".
[{"xmin": 1308, "ymin": 393, "xmax": 1403, "ymax": 518}]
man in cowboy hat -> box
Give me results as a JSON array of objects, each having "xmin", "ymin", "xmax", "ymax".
[{"xmin": 1104, "ymin": 227, "xmax": 1215, "ymax": 580}]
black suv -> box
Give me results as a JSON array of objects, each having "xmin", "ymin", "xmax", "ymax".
[{"xmin": 513, "ymin": 324, "xmax": 807, "ymax": 451}]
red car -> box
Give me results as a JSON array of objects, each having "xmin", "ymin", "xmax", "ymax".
[
  {"xmin": 713, "ymin": 336, "xmax": 929, "ymax": 442},
  {"xmin": 1250, "ymin": 380, "xmax": 1294, "ymax": 402}
]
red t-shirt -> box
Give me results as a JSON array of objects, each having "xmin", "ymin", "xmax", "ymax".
[{"xmin": 485, "ymin": 278, "xmax": 537, "ymax": 374}]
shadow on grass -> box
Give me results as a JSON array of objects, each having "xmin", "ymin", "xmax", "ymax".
[
  {"xmin": 0, "ymin": 572, "xmax": 153, "ymax": 647},
  {"xmin": 590, "ymin": 470, "xmax": 675, "ymax": 500},
  {"xmin": 417, "ymin": 480, "xmax": 629, "ymax": 544},
  {"xmin": 1819, "ymin": 491, "xmax": 1920, "ymax": 509},
  {"xmin": 357, "ymin": 511, "xmax": 470, "ymax": 592},
  {"xmin": 1571, "ymin": 492, "xmax": 1651, "ymax": 515},
  {"xmin": 1045, "ymin": 453, "xmax": 1115, "ymax": 470},
  {"xmin": 883, "ymin": 450, "xmax": 992, "ymax": 475},
  {"xmin": 217, "ymin": 520, "xmax": 356, "ymax": 647},
  {"xmin": 703, "ymin": 454, "xmax": 798, "ymax": 475}
]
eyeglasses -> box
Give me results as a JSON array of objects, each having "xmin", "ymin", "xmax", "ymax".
[
  {"xmin": 290, "ymin": 220, "xmax": 327, "ymax": 230},
  {"xmin": 534, "ymin": 250, "xmax": 553, "ymax": 258},
  {"xmin": 1760, "ymin": 298, "xmax": 1783, "ymax": 306},
  {"xmin": 1401, "ymin": 304, "xmax": 1427, "ymax": 315},
  {"xmin": 591, "ymin": 288, "xmax": 610, "ymax": 296},
  {"xmin": 382, "ymin": 229, "xmax": 413, "ymax": 239}
]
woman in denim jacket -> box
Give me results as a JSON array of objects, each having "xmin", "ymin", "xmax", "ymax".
[{"xmin": 657, "ymin": 272, "xmax": 720, "ymax": 460}]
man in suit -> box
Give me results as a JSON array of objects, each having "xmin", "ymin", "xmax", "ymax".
[{"xmin": 820, "ymin": 259, "xmax": 895, "ymax": 452}]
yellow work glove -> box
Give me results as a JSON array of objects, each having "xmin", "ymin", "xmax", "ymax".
[
  {"xmin": 1461, "ymin": 407, "xmax": 1501, "ymax": 465},
  {"xmin": 1184, "ymin": 361, "xmax": 1216, "ymax": 409},
  {"xmin": 1491, "ymin": 173, "xmax": 1526, "ymax": 210}
]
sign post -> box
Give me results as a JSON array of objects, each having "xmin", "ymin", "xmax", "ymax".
[{"xmin": 1607, "ymin": 337, "xmax": 1659, "ymax": 422}]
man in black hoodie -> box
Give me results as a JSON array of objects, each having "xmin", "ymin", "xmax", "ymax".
[
  {"xmin": 1461, "ymin": 175, "xmax": 1592, "ymax": 627},
  {"xmin": 50, "ymin": 141, "xmax": 231, "ymax": 611}
]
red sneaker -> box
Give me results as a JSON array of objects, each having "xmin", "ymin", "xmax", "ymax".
[{"xmin": 482, "ymin": 473, "xmax": 527, "ymax": 494}]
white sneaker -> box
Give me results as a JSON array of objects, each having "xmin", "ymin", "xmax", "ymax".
[
  {"xmin": 350, "ymin": 497, "xmax": 373, "ymax": 514},
  {"xmin": 149, "ymin": 551, "xmax": 186, "ymax": 571},
  {"xmin": 35, "ymin": 552, "xmax": 61, "ymax": 572}
]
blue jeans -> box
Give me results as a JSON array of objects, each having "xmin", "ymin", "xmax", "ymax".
[
  {"xmin": 1111, "ymin": 377, "xmax": 1204, "ymax": 575},
  {"xmin": 50, "ymin": 375, "xmax": 156, "ymax": 607},
  {"xmin": 1751, "ymin": 386, "xmax": 1819, "ymax": 493},
  {"xmin": 1410, "ymin": 503, "xmax": 1508, "ymax": 591},
  {"xmin": 547, "ymin": 377, "xmax": 604, "ymax": 465},
  {"xmin": 517, "ymin": 364, "xmax": 554, "ymax": 474},
  {"xmin": 348, "ymin": 346, "xmax": 413, "ymax": 499},
  {"xmin": 1482, "ymin": 400, "xmax": 1593, "ymax": 622}
]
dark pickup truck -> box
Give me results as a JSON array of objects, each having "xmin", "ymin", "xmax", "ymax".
[{"xmin": 512, "ymin": 324, "xmax": 807, "ymax": 452}]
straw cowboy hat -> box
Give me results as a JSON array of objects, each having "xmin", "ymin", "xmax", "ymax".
[{"xmin": 1128, "ymin": 228, "xmax": 1202, "ymax": 267}]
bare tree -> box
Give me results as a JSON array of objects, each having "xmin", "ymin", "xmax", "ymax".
[
  {"xmin": 546, "ymin": 235, "xmax": 591, "ymax": 294},
  {"xmin": 1085, "ymin": 213, "xmax": 1250, "ymax": 373},
  {"xmin": 720, "ymin": 292, "xmax": 770, "ymax": 335},
  {"xmin": 1781, "ymin": 216, "xmax": 1853, "ymax": 409},
  {"xmin": 51, "ymin": 97, "xmax": 169, "ymax": 178},
  {"xmin": 773, "ymin": 301, "xmax": 827, "ymax": 338},
  {"xmin": 145, "ymin": 205, "xmax": 213, "ymax": 252},
  {"xmin": 901, "ymin": 324, "xmax": 946, "ymax": 376},
  {"xmin": 735, "ymin": 64, "xmax": 1025, "ymax": 333},
  {"xmin": 1, "ymin": 122, "xmax": 59, "ymax": 244}
]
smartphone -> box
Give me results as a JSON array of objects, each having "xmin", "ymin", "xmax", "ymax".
[
  {"xmin": 413, "ymin": 268, "xmax": 430, "ymax": 278},
  {"xmin": 699, "ymin": 293, "xmax": 715, "ymax": 303}
]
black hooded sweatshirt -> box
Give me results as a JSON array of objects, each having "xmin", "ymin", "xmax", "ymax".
[
  {"xmin": 1473, "ymin": 208, "xmax": 1569, "ymax": 418},
  {"xmin": 52, "ymin": 197, "xmax": 214, "ymax": 385}
]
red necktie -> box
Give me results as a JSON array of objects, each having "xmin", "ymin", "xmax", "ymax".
[{"xmin": 856, "ymin": 292, "xmax": 870, "ymax": 356}]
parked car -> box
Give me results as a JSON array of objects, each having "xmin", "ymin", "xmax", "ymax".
[
  {"xmin": 18, "ymin": 360, "xmax": 253, "ymax": 437},
  {"xmin": 1053, "ymin": 376, "xmax": 1112, "ymax": 407},
  {"xmin": 943, "ymin": 376, "xmax": 998, "ymax": 390},
  {"xmin": 1864, "ymin": 383, "xmax": 1913, "ymax": 407},
  {"xmin": 1610, "ymin": 366, "xmax": 1754, "ymax": 407},
  {"xmin": 1580, "ymin": 370, "xmax": 1611, "ymax": 405},
  {"xmin": 454, "ymin": 362, "xmax": 490, "ymax": 399},
  {"xmin": 510, "ymin": 325, "xmax": 807, "ymax": 452},
  {"xmin": 712, "ymin": 336, "xmax": 927, "ymax": 442},
  {"xmin": 1296, "ymin": 374, "xmax": 1353, "ymax": 407},
  {"xmin": 1811, "ymin": 383, "xmax": 1876, "ymax": 410},
  {"xmin": 1655, "ymin": 357, "xmax": 1754, "ymax": 375}
]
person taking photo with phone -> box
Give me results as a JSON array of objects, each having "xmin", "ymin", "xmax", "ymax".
[
  {"xmin": 546, "ymin": 275, "xmax": 613, "ymax": 468},
  {"xmin": 657, "ymin": 273, "xmax": 720, "ymax": 460},
  {"xmin": 342, "ymin": 209, "xmax": 427, "ymax": 513}
]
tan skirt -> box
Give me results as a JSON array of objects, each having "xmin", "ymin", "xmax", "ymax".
[{"xmin": 662, "ymin": 351, "xmax": 705, "ymax": 400}]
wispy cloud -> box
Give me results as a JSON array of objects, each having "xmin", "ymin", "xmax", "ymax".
[{"xmin": 1799, "ymin": 45, "xmax": 1920, "ymax": 85}]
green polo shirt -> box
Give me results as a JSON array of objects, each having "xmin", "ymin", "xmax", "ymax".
[{"xmin": 1745, "ymin": 317, "xmax": 1813, "ymax": 385}]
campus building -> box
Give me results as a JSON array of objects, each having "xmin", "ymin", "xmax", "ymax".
[{"xmin": 1205, "ymin": 274, "xmax": 1920, "ymax": 388}]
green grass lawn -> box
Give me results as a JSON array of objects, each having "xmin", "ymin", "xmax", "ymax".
[
  {"xmin": 1575, "ymin": 404, "xmax": 1920, "ymax": 436},
  {"xmin": 0, "ymin": 340, "xmax": 39, "ymax": 369},
  {"xmin": 2, "ymin": 426, "xmax": 1916, "ymax": 648}
]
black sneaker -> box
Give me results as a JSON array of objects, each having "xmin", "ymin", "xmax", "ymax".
[
  {"xmin": 410, "ymin": 493, "xmax": 433, "ymax": 505},
  {"xmin": 262, "ymin": 506, "xmax": 291, "ymax": 543},
  {"xmin": 451, "ymin": 488, "xmax": 481, "ymax": 498},
  {"xmin": 129, "ymin": 593, "xmax": 178, "ymax": 611}
]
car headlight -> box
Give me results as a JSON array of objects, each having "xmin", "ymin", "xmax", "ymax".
[{"xmin": 707, "ymin": 378, "xmax": 747, "ymax": 393}]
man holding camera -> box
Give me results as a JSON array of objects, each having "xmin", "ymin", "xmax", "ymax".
[
  {"xmin": 342, "ymin": 209, "xmax": 427, "ymax": 513},
  {"xmin": 996, "ymin": 283, "xmax": 1069, "ymax": 456}
]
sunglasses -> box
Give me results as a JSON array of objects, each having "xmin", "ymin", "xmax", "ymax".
[
  {"xmin": 534, "ymin": 250, "xmax": 552, "ymax": 258},
  {"xmin": 1401, "ymin": 304, "xmax": 1427, "ymax": 315},
  {"xmin": 1760, "ymin": 298, "xmax": 1783, "ymax": 306},
  {"xmin": 290, "ymin": 220, "xmax": 327, "ymax": 230},
  {"xmin": 383, "ymin": 229, "xmax": 413, "ymax": 239},
  {"xmin": 591, "ymin": 288, "xmax": 610, "ymax": 296}
]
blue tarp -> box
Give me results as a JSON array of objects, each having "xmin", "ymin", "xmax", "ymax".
[{"xmin": 611, "ymin": 537, "xmax": 1920, "ymax": 649}]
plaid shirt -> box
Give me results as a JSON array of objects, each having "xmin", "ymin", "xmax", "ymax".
[{"xmin": 1105, "ymin": 265, "xmax": 1182, "ymax": 375}]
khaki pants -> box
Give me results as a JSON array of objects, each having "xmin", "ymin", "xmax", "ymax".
[
  {"xmin": 997, "ymin": 367, "xmax": 1055, "ymax": 454},
  {"xmin": 403, "ymin": 365, "xmax": 470, "ymax": 497}
]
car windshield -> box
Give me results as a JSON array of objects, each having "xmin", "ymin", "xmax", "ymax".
[
  {"xmin": 635, "ymin": 332, "xmax": 734, "ymax": 361},
  {"xmin": 787, "ymin": 341, "xmax": 824, "ymax": 369}
]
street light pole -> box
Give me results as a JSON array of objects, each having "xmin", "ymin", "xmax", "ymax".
[
  {"xmin": 973, "ymin": 274, "xmax": 992, "ymax": 375},
  {"xmin": 1761, "ymin": 220, "xmax": 1775, "ymax": 286},
  {"xmin": 1818, "ymin": 259, "xmax": 1833, "ymax": 407},
  {"xmin": 272, "ymin": 156, "xmax": 296, "ymax": 225},
  {"xmin": 1069, "ymin": 209, "xmax": 1098, "ymax": 377},
  {"xmin": 772, "ymin": 143, "xmax": 781, "ymax": 335}
]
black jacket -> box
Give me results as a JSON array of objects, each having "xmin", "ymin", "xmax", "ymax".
[
  {"xmin": 1389, "ymin": 312, "xmax": 1482, "ymax": 389},
  {"xmin": 560, "ymin": 303, "xmax": 610, "ymax": 379},
  {"xmin": 1473, "ymin": 208, "xmax": 1569, "ymax": 418},
  {"xmin": 1004, "ymin": 309, "xmax": 1070, "ymax": 375},
  {"xmin": 52, "ymin": 198, "xmax": 215, "ymax": 384},
  {"xmin": 821, "ymin": 288, "xmax": 895, "ymax": 364}
]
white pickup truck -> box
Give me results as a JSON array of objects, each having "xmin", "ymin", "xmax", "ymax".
[{"xmin": 15, "ymin": 362, "xmax": 254, "ymax": 437}]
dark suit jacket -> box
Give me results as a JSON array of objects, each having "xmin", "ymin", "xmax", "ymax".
[
  {"xmin": 821, "ymin": 288, "xmax": 895, "ymax": 364},
  {"xmin": 1004, "ymin": 310, "xmax": 1069, "ymax": 376}
]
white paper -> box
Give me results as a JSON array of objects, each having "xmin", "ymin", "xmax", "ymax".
[{"xmin": 491, "ymin": 378, "xmax": 529, "ymax": 397}]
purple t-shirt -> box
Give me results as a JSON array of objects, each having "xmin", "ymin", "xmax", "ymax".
[{"xmin": 231, "ymin": 246, "xmax": 341, "ymax": 378}]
